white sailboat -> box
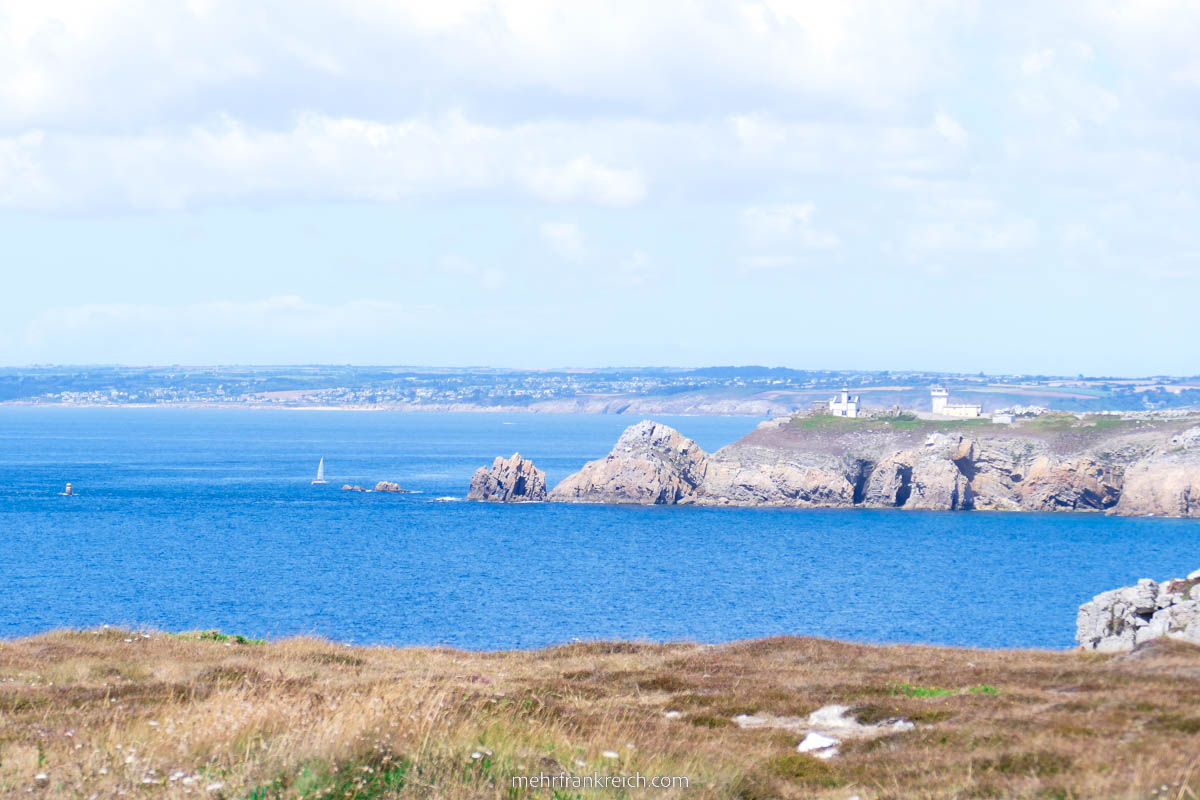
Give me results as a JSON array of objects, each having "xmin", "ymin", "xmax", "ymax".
[{"xmin": 312, "ymin": 458, "xmax": 328, "ymax": 485}]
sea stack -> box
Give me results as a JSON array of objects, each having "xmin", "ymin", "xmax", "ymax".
[{"xmin": 467, "ymin": 453, "xmax": 547, "ymax": 502}]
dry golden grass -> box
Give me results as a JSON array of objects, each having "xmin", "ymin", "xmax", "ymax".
[{"xmin": 2, "ymin": 629, "xmax": 1200, "ymax": 799}]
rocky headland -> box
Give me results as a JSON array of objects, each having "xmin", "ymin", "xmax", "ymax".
[{"xmin": 474, "ymin": 414, "xmax": 1200, "ymax": 516}]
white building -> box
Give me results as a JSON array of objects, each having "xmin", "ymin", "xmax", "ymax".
[
  {"xmin": 930, "ymin": 386, "xmax": 981, "ymax": 418},
  {"xmin": 991, "ymin": 412, "xmax": 1015, "ymax": 424},
  {"xmin": 829, "ymin": 387, "xmax": 859, "ymax": 418}
]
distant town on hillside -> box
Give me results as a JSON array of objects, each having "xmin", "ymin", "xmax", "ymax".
[{"xmin": 2, "ymin": 365, "xmax": 1198, "ymax": 416}]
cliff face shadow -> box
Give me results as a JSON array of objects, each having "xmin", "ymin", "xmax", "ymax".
[{"xmin": 894, "ymin": 465, "xmax": 914, "ymax": 507}]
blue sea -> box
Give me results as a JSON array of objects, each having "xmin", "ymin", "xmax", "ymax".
[{"xmin": 1, "ymin": 407, "xmax": 1196, "ymax": 650}]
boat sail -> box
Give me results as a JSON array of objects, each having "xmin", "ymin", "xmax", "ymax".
[{"xmin": 312, "ymin": 458, "xmax": 328, "ymax": 485}]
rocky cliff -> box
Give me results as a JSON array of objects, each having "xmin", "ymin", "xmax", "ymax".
[
  {"xmin": 467, "ymin": 453, "xmax": 548, "ymax": 502},
  {"xmin": 480, "ymin": 415, "xmax": 1200, "ymax": 515},
  {"xmin": 1077, "ymin": 572, "xmax": 1200, "ymax": 651},
  {"xmin": 1113, "ymin": 427, "xmax": 1200, "ymax": 516}
]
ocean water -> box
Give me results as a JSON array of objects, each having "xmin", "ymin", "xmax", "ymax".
[{"xmin": 1, "ymin": 407, "xmax": 1196, "ymax": 650}]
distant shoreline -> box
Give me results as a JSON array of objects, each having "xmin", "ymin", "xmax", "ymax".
[{"xmin": 0, "ymin": 400, "xmax": 767, "ymax": 416}]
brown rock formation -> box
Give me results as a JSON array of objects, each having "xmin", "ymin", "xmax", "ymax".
[
  {"xmin": 547, "ymin": 421, "xmax": 708, "ymax": 504},
  {"xmin": 467, "ymin": 453, "xmax": 547, "ymax": 502}
]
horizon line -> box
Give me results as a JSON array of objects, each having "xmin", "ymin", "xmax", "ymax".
[{"xmin": 2, "ymin": 363, "xmax": 1197, "ymax": 382}]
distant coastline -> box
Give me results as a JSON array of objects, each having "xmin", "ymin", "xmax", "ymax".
[
  {"xmin": 5, "ymin": 365, "xmax": 1199, "ymax": 417},
  {"xmin": 0, "ymin": 400, "xmax": 769, "ymax": 415}
]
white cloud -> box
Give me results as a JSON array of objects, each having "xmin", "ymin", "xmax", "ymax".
[
  {"xmin": 1011, "ymin": 44, "xmax": 1120, "ymax": 135},
  {"xmin": 539, "ymin": 222, "xmax": 586, "ymax": 261},
  {"xmin": 0, "ymin": 114, "xmax": 649, "ymax": 211},
  {"xmin": 520, "ymin": 157, "xmax": 645, "ymax": 207},
  {"xmin": 741, "ymin": 203, "xmax": 839, "ymax": 249},
  {"xmin": 933, "ymin": 111, "xmax": 967, "ymax": 144},
  {"xmin": 612, "ymin": 251, "xmax": 654, "ymax": 287},
  {"xmin": 904, "ymin": 218, "xmax": 1038, "ymax": 255},
  {"xmin": 0, "ymin": 1, "xmax": 972, "ymax": 131}
]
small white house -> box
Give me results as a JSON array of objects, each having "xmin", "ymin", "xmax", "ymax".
[
  {"xmin": 991, "ymin": 413, "xmax": 1015, "ymax": 425},
  {"xmin": 829, "ymin": 387, "xmax": 859, "ymax": 418}
]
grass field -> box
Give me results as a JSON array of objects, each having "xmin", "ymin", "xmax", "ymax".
[
  {"xmin": 2, "ymin": 630, "xmax": 1199, "ymax": 799},
  {"xmin": 789, "ymin": 414, "xmax": 996, "ymax": 433}
]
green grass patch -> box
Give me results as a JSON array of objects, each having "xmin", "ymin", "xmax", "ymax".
[
  {"xmin": 887, "ymin": 683, "xmax": 999, "ymax": 698},
  {"xmin": 688, "ymin": 714, "xmax": 734, "ymax": 728},
  {"xmin": 1152, "ymin": 714, "xmax": 1200, "ymax": 734},
  {"xmin": 1017, "ymin": 414, "xmax": 1132, "ymax": 433},
  {"xmin": 792, "ymin": 413, "xmax": 994, "ymax": 433},
  {"xmin": 762, "ymin": 753, "xmax": 842, "ymax": 787},
  {"xmin": 790, "ymin": 414, "xmax": 869, "ymax": 430},
  {"xmin": 975, "ymin": 750, "xmax": 1072, "ymax": 777},
  {"xmin": 176, "ymin": 629, "xmax": 266, "ymax": 645},
  {"xmin": 890, "ymin": 683, "xmax": 955, "ymax": 698},
  {"xmin": 245, "ymin": 753, "xmax": 409, "ymax": 799}
]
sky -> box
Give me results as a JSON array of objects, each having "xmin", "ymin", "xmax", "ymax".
[{"xmin": 1, "ymin": 0, "xmax": 1197, "ymax": 375}]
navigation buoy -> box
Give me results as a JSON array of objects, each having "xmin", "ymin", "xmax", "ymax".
[{"xmin": 62, "ymin": 482, "xmax": 74, "ymax": 496}]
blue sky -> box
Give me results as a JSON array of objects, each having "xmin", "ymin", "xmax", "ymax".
[{"xmin": 1, "ymin": 1, "xmax": 1197, "ymax": 375}]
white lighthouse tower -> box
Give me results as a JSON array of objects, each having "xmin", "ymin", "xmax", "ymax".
[{"xmin": 930, "ymin": 386, "xmax": 949, "ymax": 415}]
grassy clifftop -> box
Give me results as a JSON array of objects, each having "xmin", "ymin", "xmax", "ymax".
[
  {"xmin": 735, "ymin": 412, "xmax": 1199, "ymax": 459},
  {"xmin": 2, "ymin": 630, "xmax": 1200, "ymax": 798}
]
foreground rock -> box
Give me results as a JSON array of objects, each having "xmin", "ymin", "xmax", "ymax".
[
  {"xmin": 470, "ymin": 416, "xmax": 1200, "ymax": 515},
  {"xmin": 734, "ymin": 704, "xmax": 914, "ymax": 760},
  {"xmin": 467, "ymin": 453, "xmax": 547, "ymax": 502},
  {"xmin": 547, "ymin": 421, "xmax": 707, "ymax": 504},
  {"xmin": 1077, "ymin": 570, "xmax": 1200, "ymax": 651}
]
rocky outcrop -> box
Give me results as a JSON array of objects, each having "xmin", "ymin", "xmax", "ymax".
[
  {"xmin": 1018, "ymin": 456, "xmax": 1120, "ymax": 511},
  {"xmin": 373, "ymin": 481, "xmax": 410, "ymax": 493},
  {"xmin": 470, "ymin": 416, "xmax": 1200, "ymax": 516},
  {"xmin": 341, "ymin": 484, "xmax": 367, "ymax": 492},
  {"xmin": 467, "ymin": 453, "xmax": 547, "ymax": 502},
  {"xmin": 1077, "ymin": 572, "xmax": 1200, "ymax": 651},
  {"xmin": 1114, "ymin": 427, "xmax": 1200, "ymax": 517},
  {"xmin": 548, "ymin": 421, "xmax": 708, "ymax": 504}
]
